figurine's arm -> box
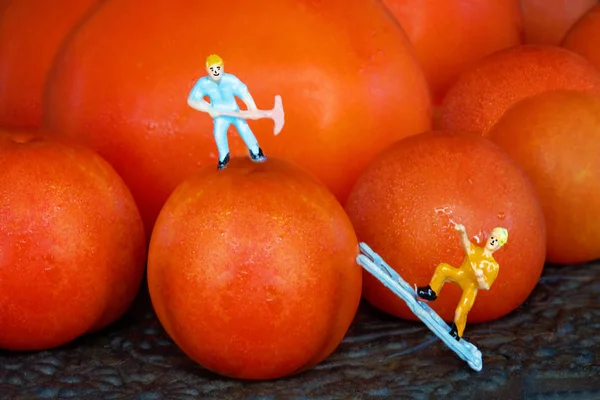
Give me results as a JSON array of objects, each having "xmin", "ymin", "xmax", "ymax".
[
  {"xmin": 187, "ymin": 79, "xmax": 214, "ymax": 114},
  {"xmin": 187, "ymin": 98, "xmax": 212, "ymax": 113},
  {"xmin": 473, "ymin": 268, "xmax": 490, "ymax": 290},
  {"xmin": 454, "ymin": 224, "xmax": 472, "ymax": 254},
  {"xmin": 472, "ymin": 260, "xmax": 499, "ymax": 290},
  {"xmin": 232, "ymin": 77, "xmax": 258, "ymax": 111}
]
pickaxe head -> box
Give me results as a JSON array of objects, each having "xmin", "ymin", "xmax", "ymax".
[{"xmin": 271, "ymin": 95, "xmax": 285, "ymax": 136}]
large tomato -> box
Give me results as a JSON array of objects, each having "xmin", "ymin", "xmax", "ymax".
[
  {"xmin": 489, "ymin": 90, "xmax": 600, "ymax": 264},
  {"xmin": 0, "ymin": 129, "xmax": 146, "ymax": 351},
  {"xmin": 43, "ymin": 0, "xmax": 432, "ymax": 237},
  {"xmin": 438, "ymin": 45, "xmax": 600, "ymax": 136},
  {"xmin": 345, "ymin": 131, "xmax": 546, "ymax": 324},
  {"xmin": 147, "ymin": 157, "xmax": 362, "ymax": 379}
]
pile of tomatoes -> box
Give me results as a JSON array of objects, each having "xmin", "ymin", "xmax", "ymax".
[{"xmin": 1, "ymin": 0, "xmax": 599, "ymax": 380}]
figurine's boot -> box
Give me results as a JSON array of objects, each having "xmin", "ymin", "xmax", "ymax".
[
  {"xmin": 250, "ymin": 147, "xmax": 267, "ymax": 162},
  {"xmin": 449, "ymin": 322, "xmax": 461, "ymax": 341},
  {"xmin": 217, "ymin": 153, "xmax": 230, "ymax": 170},
  {"xmin": 416, "ymin": 285, "xmax": 438, "ymax": 301}
]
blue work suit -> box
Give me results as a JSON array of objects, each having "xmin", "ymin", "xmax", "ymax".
[{"xmin": 188, "ymin": 73, "xmax": 260, "ymax": 161}]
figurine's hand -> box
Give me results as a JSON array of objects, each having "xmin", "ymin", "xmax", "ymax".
[
  {"xmin": 208, "ymin": 108, "xmax": 221, "ymax": 118},
  {"xmin": 477, "ymin": 277, "xmax": 489, "ymax": 290},
  {"xmin": 454, "ymin": 223, "xmax": 466, "ymax": 232},
  {"xmin": 473, "ymin": 268, "xmax": 489, "ymax": 289}
]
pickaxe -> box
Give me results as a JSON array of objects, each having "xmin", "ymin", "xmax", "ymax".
[{"xmin": 213, "ymin": 95, "xmax": 285, "ymax": 135}]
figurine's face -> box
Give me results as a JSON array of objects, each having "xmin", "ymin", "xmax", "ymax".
[
  {"xmin": 485, "ymin": 227, "xmax": 508, "ymax": 252},
  {"xmin": 206, "ymin": 63, "xmax": 223, "ymax": 82},
  {"xmin": 485, "ymin": 235, "xmax": 501, "ymax": 251}
]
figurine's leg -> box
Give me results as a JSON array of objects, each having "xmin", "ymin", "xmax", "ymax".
[
  {"xmin": 452, "ymin": 284, "xmax": 478, "ymax": 340},
  {"xmin": 417, "ymin": 263, "xmax": 459, "ymax": 301},
  {"xmin": 214, "ymin": 117, "xmax": 231, "ymax": 170},
  {"xmin": 232, "ymin": 118, "xmax": 266, "ymax": 162}
]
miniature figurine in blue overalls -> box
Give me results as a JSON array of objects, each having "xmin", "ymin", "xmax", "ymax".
[{"xmin": 187, "ymin": 54, "xmax": 267, "ymax": 170}]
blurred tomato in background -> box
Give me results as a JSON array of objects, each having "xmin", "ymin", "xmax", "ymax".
[
  {"xmin": 0, "ymin": 0, "xmax": 101, "ymax": 129},
  {"xmin": 520, "ymin": 0, "xmax": 597, "ymax": 45},
  {"xmin": 563, "ymin": 3, "xmax": 600, "ymax": 70},
  {"xmin": 439, "ymin": 45, "xmax": 600, "ymax": 136},
  {"xmin": 40, "ymin": 0, "xmax": 432, "ymax": 237},
  {"xmin": 382, "ymin": 0, "xmax": 523, "ymax": 104}
]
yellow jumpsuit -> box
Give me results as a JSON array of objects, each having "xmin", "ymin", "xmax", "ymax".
[{"xmin": 428, "ymin": 242, "xmax": 499, "ymax": 337}]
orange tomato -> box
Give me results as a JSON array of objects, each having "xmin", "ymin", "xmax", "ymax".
[
  {"xmin": 521, "ymin": 0, "xmax": 597, "ymax": 45},
  {"xmin": 345, "ymin": 131, "xmax": 546, "ymax": 324},
  {"xmin": 439, "ymin": 45, "xmax": 600, "ymax": 136},
  {"xmin": 382, "ymin": 0, "xmax": 523, "ymax": 104},
  {"xmin": 0, "ymin": 0, "xmax": 101, "ymax": 128},
  {"xmin": 147, "ymin": 157, "xmax": 362, "ymax": 380},
  {"xmin": 563, "ymin": 3, "xmax": 600, "ymax": 70},
  {"xmin": 0, "ymin": 130, "xmax": 146, "ymax": 351},
  {"xmin": 43, "ymin": 0, "xmax": 432, "ymax": 238},
  {"xmin": 489, "ymin": 90, "xmax": 600, "ymax": 264}
]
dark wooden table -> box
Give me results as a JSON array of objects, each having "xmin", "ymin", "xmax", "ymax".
[{"xmin": 1, "ymin": 262, "xmax": 598, "ymax": 400}]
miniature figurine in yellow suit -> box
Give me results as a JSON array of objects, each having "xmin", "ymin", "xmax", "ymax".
[{"xmin": 417, "ymin": 224, "xmax": 508, "ymax": 341}]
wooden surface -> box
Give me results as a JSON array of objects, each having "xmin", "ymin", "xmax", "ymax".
[{"xmin": 1, "ymin": 261, "xmax": 599, "ymax": 400}]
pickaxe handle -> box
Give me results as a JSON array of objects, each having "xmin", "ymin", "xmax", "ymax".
[{"xmin": 216, "ymin": 110, "xmax": 266, "ymax": 120}]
